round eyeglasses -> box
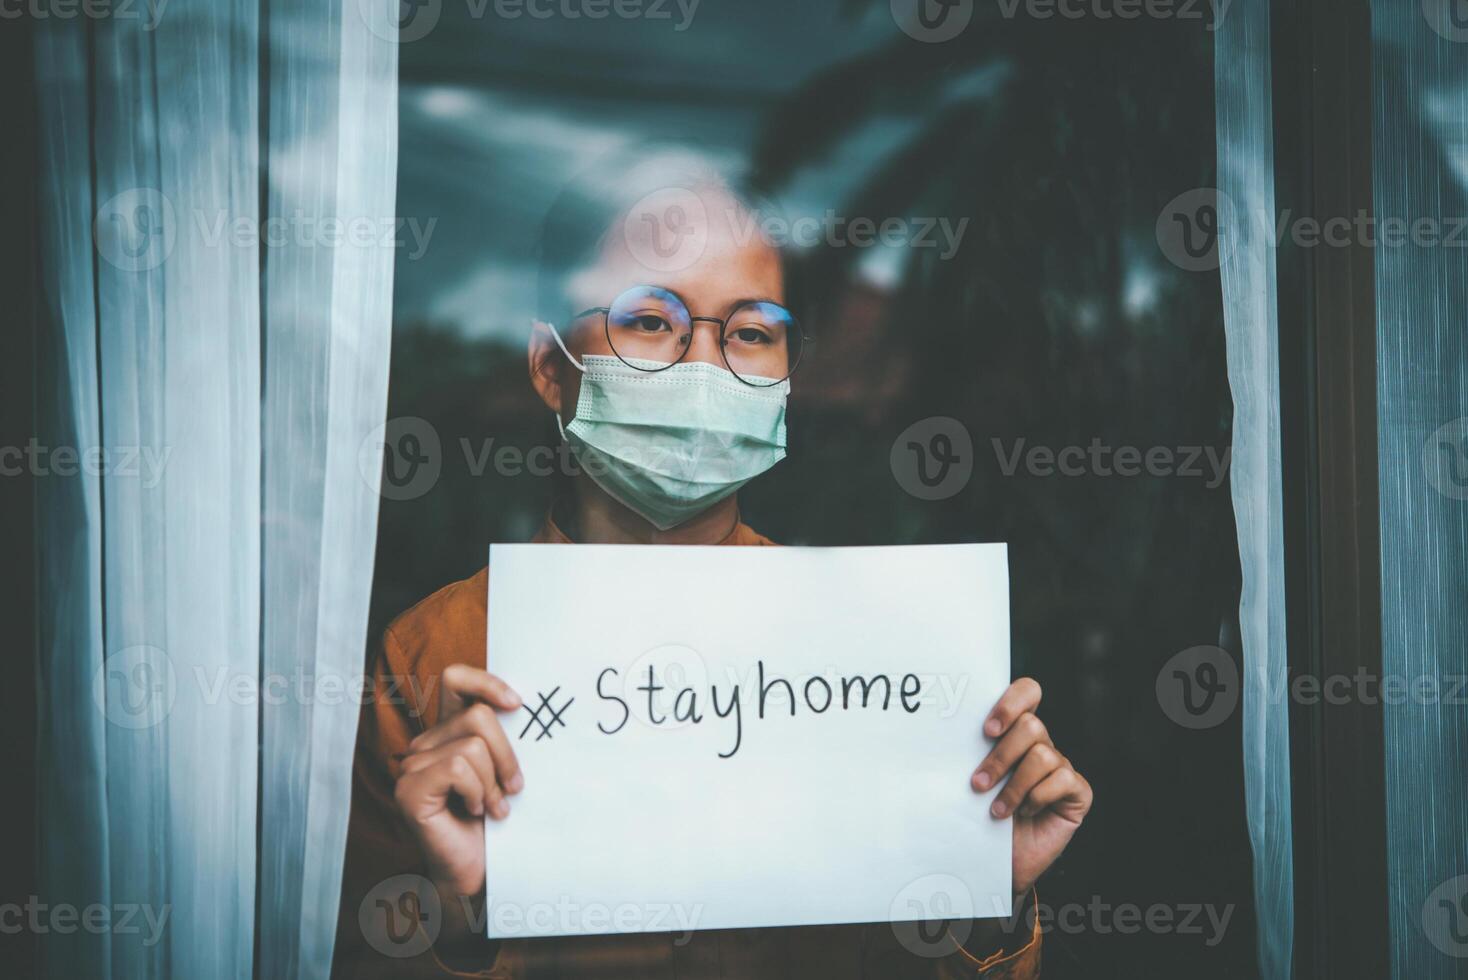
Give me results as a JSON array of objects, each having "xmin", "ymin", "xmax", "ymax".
[{"xmin": 572, "ymin": 284, "xmax": 808, "ymax": 387}]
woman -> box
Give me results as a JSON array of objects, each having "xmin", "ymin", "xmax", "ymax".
[{"xmin": 334, "ymin": 152, "xmax": 1092, "ymax": 979}]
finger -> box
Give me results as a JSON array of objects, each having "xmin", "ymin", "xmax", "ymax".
[
  {"xmin": 971, "ymin": 711, "xmax": 1052, "ymax": 791},
  {"xmin": 394, "ymin": 753, "xmax": 487, "ymax": 821},
  {"xmin": 410, "ymin": 703, "xmax": 524, "ymax": 795},
  {"xmin": 401, "ymin": 735, "xmax": 510, "ymax": 819},
  {"xmin": 1017, "ymin": 767, "xmax": 1094, "ymax": 821},
  {"xmin": 438, "ymin": 664, "xmax": 522, "ymax": 720},
  {"xmin": 991, "ymin": 743, "xmax": 1064, "ymax": 818},
  {"xmin": 983, "ymin": 678, "xmax": 1042, "ymax": 738}
]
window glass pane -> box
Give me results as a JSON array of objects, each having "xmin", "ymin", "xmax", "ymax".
[{"xmin": 367, "ymin": 5, "xmax": 1258, "ymax": 976}]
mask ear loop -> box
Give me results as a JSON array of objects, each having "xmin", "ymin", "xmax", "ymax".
[
  {"xmin": 538, "ymin": 319, "xmax": 585, "ymax": 438},
  {"xmin": 542, "ymin": 320, "xmax": 587, "ymax": 373}
]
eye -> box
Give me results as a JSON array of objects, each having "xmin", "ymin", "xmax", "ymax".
[
  {"xmin": 728, "ymin": 325, "xmax": 773, "ymax": 345},
  {"xmin": 626, "ymin": 312, "xmax": 672, "ymax": 333}
]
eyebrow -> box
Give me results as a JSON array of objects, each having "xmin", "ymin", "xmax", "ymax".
[
  {"xmin": 577, "ymin": 292, "xmax": 787, "ymax": 320},
  {"xmin": 718, "ymin": 296, "xmax": 785, "ymax": 314}
]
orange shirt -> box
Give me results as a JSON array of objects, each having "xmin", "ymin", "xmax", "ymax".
[{"xmin": 333, "ymin": 517, "xmax": 1041, "ymax": 978}]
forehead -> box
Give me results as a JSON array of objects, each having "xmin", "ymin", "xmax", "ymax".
[{"xmin": 565, "ymin": 185, "xmax": 785, "ymax": 314}]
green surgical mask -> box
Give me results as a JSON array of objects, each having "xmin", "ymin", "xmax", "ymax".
[{"xmin": 555, "ymin": 354, "xmax": 788, "ymax": 530}]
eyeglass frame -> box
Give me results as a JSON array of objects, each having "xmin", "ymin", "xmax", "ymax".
[{"xmin": 566, "ymin": 285, "xmax": 813, "ymax": 387}]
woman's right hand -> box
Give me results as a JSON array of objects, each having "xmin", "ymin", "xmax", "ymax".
[{"xmin": 393, "ymin": 664, "xmax": 525, "ymax": 898}]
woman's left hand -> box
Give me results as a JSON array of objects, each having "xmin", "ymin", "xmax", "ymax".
[{"xmin": 971, "ymin": 678, "xmax": 1093, "ymax": 897}]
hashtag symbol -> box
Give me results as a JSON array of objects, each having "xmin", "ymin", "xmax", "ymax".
[{"xmin": 518, "ymin": 687, "xmax": 573, "ymax": 741}]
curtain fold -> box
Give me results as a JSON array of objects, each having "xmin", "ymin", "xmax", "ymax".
[
  {"xmin": 1214, "ymin": 1, "xmax": 1294, "ymax": 977},
  {"xmin": 34, "ymin": 19, "xmax": 110, "ymax": 980},
  {"xmin": 257, "ymin": 2, "xmax": 397, "ymax": 977},
  {"xmin": 32, "ymin": 1, "xmax": 397, "ymax": 976}
]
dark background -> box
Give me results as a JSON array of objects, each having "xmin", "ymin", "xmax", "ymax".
[
  {"xmin": 369, "ymin": 2, "xmax": 1256, "ymax": 976},
  {"xmin": 3, "ymin": 13, "xmax": 39, "ymax": 980}
]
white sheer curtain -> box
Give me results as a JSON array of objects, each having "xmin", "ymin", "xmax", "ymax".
[
  {"xmin": 32, "ymin": 1, "xmax": 397, "ymax": 977},
  {"xmin": 1215, "ymin": 2, "xmax": 1294, "ymax": 978},
  {"xmin": 1371, "ymin": 5, "xmax": 1468, "ymax": 977}
]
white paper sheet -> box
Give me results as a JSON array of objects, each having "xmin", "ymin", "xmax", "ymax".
[{"xmin": 484, "ymin": 543, "xmax": 1012, "ymax": 939}]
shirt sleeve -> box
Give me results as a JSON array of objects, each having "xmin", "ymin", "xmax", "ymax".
[
  {"xmin": 935, "ymin": 891, "xmax": 1043, "ymax": 980},
  {"xmin": 332, "ymin": 626, "xmax": 508, "ymax": 979}
]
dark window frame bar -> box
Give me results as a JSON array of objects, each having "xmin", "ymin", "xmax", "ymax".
[
  {"xmin": 1270, "ymin": 0, "xmax": 1391, "ymax": 976},
  {"xmin": 2, "ymin": 11, "xmax": 39, "ymax": 980}
]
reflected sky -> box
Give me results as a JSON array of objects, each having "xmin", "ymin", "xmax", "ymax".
[{"xmin": 392, "ymin": 0, "xmax": 960, "ymax": 340}]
